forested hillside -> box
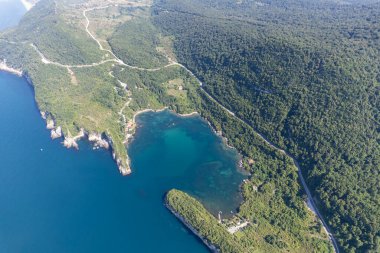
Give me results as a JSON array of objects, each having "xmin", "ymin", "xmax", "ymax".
[
  {"xmin": 0, "ymin": 0, "xmax": 200, "ymax": 175},
  {"xmin": 153, "ymin": 0, "xmax": 380, "ymax": 252}
]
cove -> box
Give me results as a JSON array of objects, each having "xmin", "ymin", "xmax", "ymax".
[
  {"xmin": 129, "ymin": 111, "xmax": 247, "ymax": 216},
  {"xmin": 0, "ymin": 1, "xmax": 247, "ymax": 252},
  {"xmin": 0, "ymin": 71, "xmax": 211, "ymax": 252},
  {"xmin": 0, "ymin": 72, "xmax": 243, "ymax": 252},
  {"xmin": 0, "ymin": 71, "xmax": 246, "ymax": 252}
]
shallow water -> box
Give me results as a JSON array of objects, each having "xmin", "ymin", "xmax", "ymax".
[
  {"xmin": 130, "ymin": 111, "xmax": 247, "ymax": 216},
  {"xmin": 0, "ymin": 72, "xmax": 210, "ymax": 252},
  {"xmin": 0, "ymin": 2, "xmax": 246, "ymax": 252}
]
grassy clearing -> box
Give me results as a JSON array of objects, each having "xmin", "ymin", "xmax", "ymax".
[{"xmin": 108, "ymin": 11, "xmax": 169, "ymax": 69}]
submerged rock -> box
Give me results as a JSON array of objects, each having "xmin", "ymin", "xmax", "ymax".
[{"xmin": 88, "ymin": 132, "xmax": 109, "ymax": 149}]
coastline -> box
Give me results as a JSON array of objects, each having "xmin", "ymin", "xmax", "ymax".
[
  {"xmin": 0, "ymin": 62, "xmax": 133, "ymax": 176},
  {"xmin": 177, "ymin": 111, "xmax": 198, "ymax": 117},
  {"xmin": 0, "ymin": 63, "xmax": 241, "ymax": 179},
  {"xmin": 132, "ymin": 107, "xmax": 168, "ymax": 123},
  {"xmin": 0, "ymin": 60, "xmax": 22, "ymax": 76},
  {"xmin": 0, "ymin": 62, "xmax": 238, "ymax": 180},
  {"xmin": 165, "ymin": 202, "xmax": 220, "ymax": 253},
  {"xmin": 132, "ymin": 108, "xmax": 198, "ymax": 122},
  {"xmin": 2, "ymin": 63, "xmax": 250, "ymax": 250}
]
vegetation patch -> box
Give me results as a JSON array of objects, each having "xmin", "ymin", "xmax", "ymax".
[
  {"xmin": 154, "ymin": 0, "xmax": 380, "ymax": 251},
  {"xmin": 108, "ymin": 11, "xmax": 169, "ymax": 69}
]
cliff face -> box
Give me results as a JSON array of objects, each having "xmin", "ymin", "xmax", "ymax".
[
  {"xmin": 0, "ymin": 0, "xmax": 199, "ymax": 175},
  {"xmin": 165, "ymin": 203, "xmax": 220, "ymax": 253}
]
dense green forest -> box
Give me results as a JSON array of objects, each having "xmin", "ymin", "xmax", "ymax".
[
  {"xmin": 166, "ymin": 189, "xmax": 246, "ymax": 253},
  {"xmin": 153, "ymin": 0, "xmax": 380, "ymax": 252},
  {"xmin": 108, "ymin": 17, "xmax": 169, "ymax": 69},
  {"xmin": 0, "ymin": 0, "xmax": 378, "ymax": 251},
  {"xmin": 189, "ymin": 87, "xmax": 333, "ymax": 252},
  {"xmin": 0, "ymin": 0, "xmax": 199, "ymax": 175}
]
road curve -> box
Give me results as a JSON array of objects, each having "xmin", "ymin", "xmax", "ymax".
[
  {"xmin": 18, "ymin": 3, "xmax": 340, "ymax": 251},
  {"xmin": 177, "ymin": 62, "xmax": 340, "ymax": 253},
  {"xmin": 198, "ymin": 85, "xmax": 340, "ymax": 253}
]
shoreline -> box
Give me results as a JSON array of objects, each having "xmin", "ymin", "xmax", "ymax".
[
  {"xmin": 165, "ymin": 202, "xmax": 219, "ymax": 253},
  {"xmin": 2, "ymin": 64, "xmax": 251, "ymax": 250},
  {"xmin": 0, "ymin": 63, "xmax": 241, "ymax": 180},
  {"xmin": 0, "ymin": 65, "xmax": 132, "ymax": 176},
  {"xmin": 132, "ymin": 108, "xmax": 198, "ymax": 121},
  {"xmin": 132, "ymin": 107, "xmax": 168, "ymax": 123},
  {"xmin": 0, "ymin": 60, "xmax": 23, "ymax": 76},
  {"xmin": 177, "ymin": 111, "xmax": 198, "ymax": 117}
]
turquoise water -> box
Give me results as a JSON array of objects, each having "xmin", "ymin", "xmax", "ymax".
[
  {"xmin": 130, "ymin": 111, "xmax": 246, "ymax": 216},
  {"xmin": 0, "ymin": 2, "xmax": 246, "ymax": 252}
]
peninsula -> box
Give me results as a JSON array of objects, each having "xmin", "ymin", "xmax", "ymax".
[
  {"xmin": 1, "ymin": 0, "xmax": 377, "ymax": 252},
  {"xmin": 0, "ymin": 0, "xmax": 333, "ymax": 251},
  {"xmin": 0, "ymin": 0, "xmax": 199, "ymax": 175}
]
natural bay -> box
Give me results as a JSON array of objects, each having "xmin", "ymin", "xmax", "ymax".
[
  {"xmin": 0, "ymin": 71, "xmax": 211, "ymax": 253},
  {"xmin": 0, "ymin": 1, "xmax": 246, "ymax": 252}
]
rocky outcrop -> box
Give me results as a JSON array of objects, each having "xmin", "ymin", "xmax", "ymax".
[
  {"xmin": 46, "ymin": 119, "xmax": 55, "ymax": 130},
  {"xmin": 63, "ymin": 129, "xmax": 85, "ymax": 150},
  {"xmin": 63, "ymin": 138, "xmax": 79, "ymax": 149},
  {"xmin": 50, "ymin": 126, "xmax": 62, "ymax": 139},
  {"xmin": 118, "ymin": 163, "xmax": 132, "ymax": 176},
  {"xmin": 88, "ymin": 132, "xmax": 109, "ymax": 149},
  {"xmin": 112, "ymin": 151, "xmax": 131, "ymax": 176},
  {"xmin": 40, "ymin": 111, "xmax": 47, "ymax": 120}
]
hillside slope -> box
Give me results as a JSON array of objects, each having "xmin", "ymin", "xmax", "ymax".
[
  {"xmin": 154, "ymin": 0, "xmax": 380, "ymax": 252},
  {"xmin": 0, "ymin": 0, "xmax": 199, "ymax": 174}
]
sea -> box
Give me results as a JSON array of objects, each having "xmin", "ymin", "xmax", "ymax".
[{"xmin": 0, "ymin": 1, "xmax": 246, "ymax": 252}]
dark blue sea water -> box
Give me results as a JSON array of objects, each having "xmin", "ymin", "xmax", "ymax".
[{"xmin": 0, "ymin": 2, "xmax": 246, "ymax": 252}]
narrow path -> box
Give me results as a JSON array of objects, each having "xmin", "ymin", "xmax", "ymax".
[
  {"xmin": 15, "ymin": 4, "xmax": 339, "ymax": 250},
  {"xmin": 173, "ymin": 59, "xmax": 339, "ymax": 253},
  {"xmin": 0, "ymin": 38, "xmax": 19, "ymax": 45},
  {"xmin": 118, "ymin": 98, "xmax": 132, "ymax": 125},
  {"xmin": 83, "ymin": 5, "xmax": 120, "ymax": 60},
  {"xmin": 29, "ymin": 3, "xmax": 176, "ymax": 72},
  {"xmin": 83, "ymin": 3, "xmax": 176, "ymax": 72},
  {"xmin": 31, "ymin": 43, "xmax": 118, "ymax": 68}
]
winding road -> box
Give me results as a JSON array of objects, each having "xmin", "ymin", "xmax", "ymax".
[
  {"xmin": 199, "ymin": 87, "xmax": 340, "ymax": 253},
  {"xmin": 82, "ymin": 4, "xmax": 177, "ymax": 72},
  {"xmin": 23, "ymin": 2, "xmax": 340, "ymax": 251}
]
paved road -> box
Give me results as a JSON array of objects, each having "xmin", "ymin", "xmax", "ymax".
[
  {"xmin": 13, "ymin": 3, "xmax": 341, "ymax": 251},
  {"xmin": 198, "ymin": 86, "xmax": 340, "ymax": 253}
]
